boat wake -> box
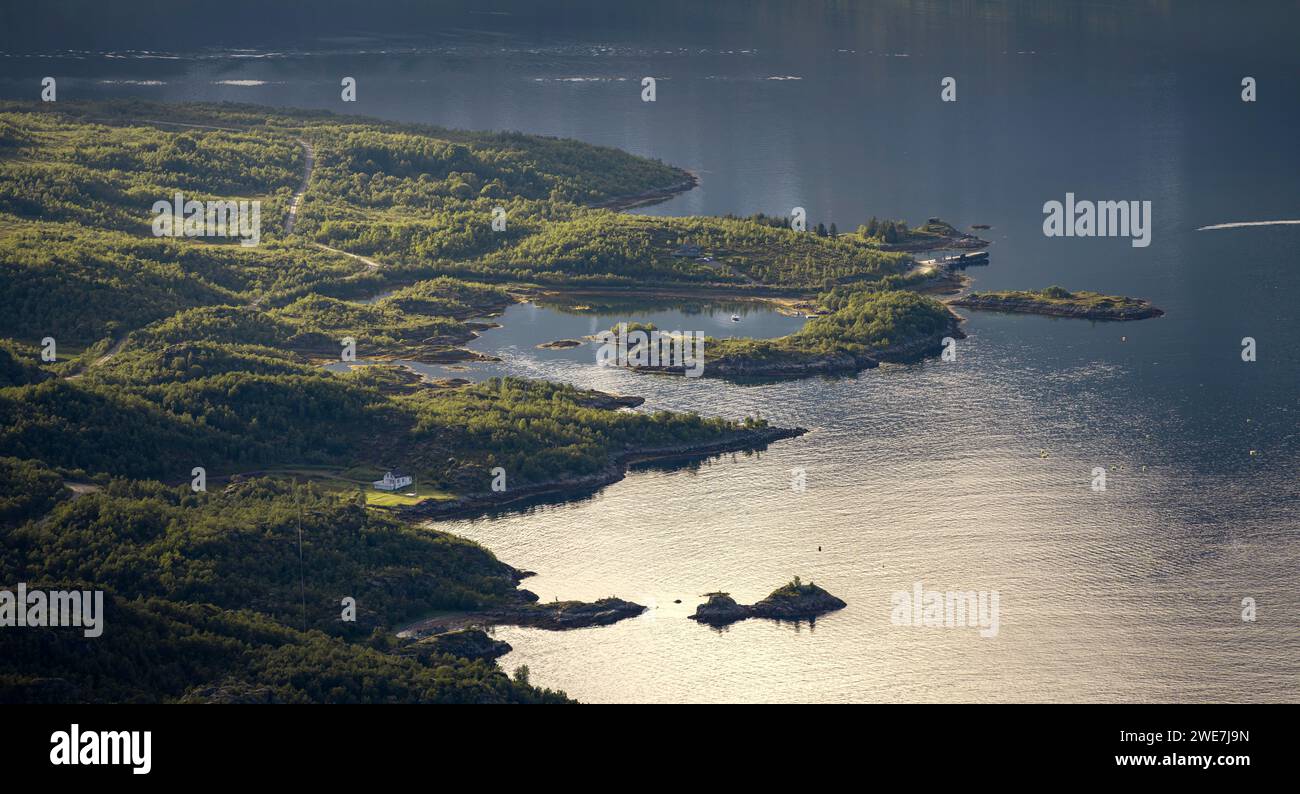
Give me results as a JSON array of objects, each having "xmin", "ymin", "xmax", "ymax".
[{"xmin": 1196, "ymin": 220, "xmax": 1300, "ymax": 231}]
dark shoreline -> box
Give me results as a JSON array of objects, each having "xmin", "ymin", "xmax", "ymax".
[
  {"xmin": 400, "ymin": 424, "xmax": 807, "ymax": 522},
  {"xmin": 398, "ymin": 596, "xmax": 649, "ymax": 638},
  {"xmin": 589, "ymin": 170, "xmax": 700, "ymax": 211},
  {"xmin": 392, "ymin": 423, "xmax": 807, "ymax": 639},
  {"xmin": 951, "ymin": 294, "xmax": 1164, "ymax": 321},
  {"xmin": 690, "ymin": 583, "xmax": 847, "ymax": 627},
  {"xmin": 877, "ymin": 230, "xmax": 991, "ymax": 253},
  {"xmin": 629, "ymin": 312, "xmax": 966, "ymax": 380}
]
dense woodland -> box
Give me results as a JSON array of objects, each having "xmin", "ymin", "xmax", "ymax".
[
  {"xmin": 0, "ymin": 474, "xmax": 568, "ymax": 702},
  {"xmin": 706, "ymin": 289, "xmax": 956, "ymax": 368},
  {"xmin": 0, "ymin": 100, "xmax": 946, "ymax": 703}
]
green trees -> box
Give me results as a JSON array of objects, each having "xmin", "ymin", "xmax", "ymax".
[
  {"xmin": 0, "ymin": 106, "xmax": 297, "ymax": 234},
  {"xmin": 5, "ymin": 479, "xmax": 522, "ymax": 628},
  {"xmin": 0, "ymin": 456, "xmax": 66, "ymax": 526},
  {"xmin": 797, "ymin": 289, "xmax": 952, "ymax": 352},
  {"xmin": 953, "ymin": 287, "xmax": 1159, "ymax": 318},
  {"xmin": 706, "ymin": 288, "xmax": 955, "ymax": 368},
  {"xmin": 0, "ymin": 340, "xmax": 50, "ymax": 387},
  {"xmin": 404, "ymin": 377, "xmax": 752, "ymax": 492},
  {"xmin": 0, "ymin": 479, "xmax": 572, "ymax": 703},
  {"xmin": 0, "ymin": 101, "xmax": 916, "ymax": 330},
  {"xmin": 0, "ymin": 100, "xmax": 863, "ymax": 703},
  {"xmin": 0, "ymin": 347, "xmax": 763, "ymax": 487},
  {"xmin": 0, "ymin": 222, "xmax": 376, "ymax": 346},
  {"xmin": 859, "ymin": 216, "xmax": 911, "ymax": 244}
]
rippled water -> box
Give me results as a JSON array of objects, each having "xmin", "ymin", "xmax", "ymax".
[
  {"xmin": 3, "ymin": 1, "xmax": 1296, "ymax": 701},
  {"xmin": 432, "ymin": 299, "xmax": 1300, "ymax": 703}
]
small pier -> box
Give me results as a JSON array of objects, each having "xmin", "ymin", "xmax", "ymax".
[{"xmin": 917, "ymin": 250, "xmax": 989, "ymax": 269}]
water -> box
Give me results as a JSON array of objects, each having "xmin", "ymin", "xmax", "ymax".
[
  {"xmin": 4, "ymin": 1, "xmax": 1296, "ymax": 702},
  {"xmin": 328, "ymin": 299, "xmax": 805, "ymax": 381}
]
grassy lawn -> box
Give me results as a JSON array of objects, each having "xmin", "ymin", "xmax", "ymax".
[
  {"xmin": 365, "ymin": 483, "xmax": 456, "ymax": 507},
  {"xmin": 251, "ymin": 466, "xmax": 455, "ymax": 506}
]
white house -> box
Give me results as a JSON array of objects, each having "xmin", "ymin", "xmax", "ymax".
[{"xmin": 372, "ymin": 470, "xmax": 413, "ymax": 491}]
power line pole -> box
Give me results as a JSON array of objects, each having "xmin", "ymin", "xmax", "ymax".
[{"xmin": 294, "ymin": 482, "xmax": 307, "ymax": 631}]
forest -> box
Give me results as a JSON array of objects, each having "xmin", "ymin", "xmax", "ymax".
[
  {"xmin": 0, "ymin": 100, "xmax": 940, "ymax": 702},
  {"xmin": 704, "ymin": 289, "xmax": 958, "ymax": 372},
  {"xmin": 1, "ymin": 474, "xmax": 570, "ymax": 703}
]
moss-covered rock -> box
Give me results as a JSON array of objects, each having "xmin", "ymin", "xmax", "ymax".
[{"xmin": 690, "ymin": 579, "xmax": 846, "ymax": 626}]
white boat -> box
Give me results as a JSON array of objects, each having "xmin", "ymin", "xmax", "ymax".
[{"xmin": 730, "ymin": 314, "xmax": 741, "ymax": 321}]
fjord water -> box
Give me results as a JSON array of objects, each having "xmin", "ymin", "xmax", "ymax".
[{"xmin": 5, "ymin": 1, "xmax": 1296, "ymax": 702}]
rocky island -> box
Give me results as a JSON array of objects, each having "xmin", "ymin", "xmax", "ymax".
[
  {"xmin": 537, "ymin": 338, "xmax": 585, "ymax": 349},
  {"xmin": 630, "ymin": 289, "xmax": 964, "ymax": 380},
  {"xmin": 872, "ymin": 217, "xmax": 990, "ymax": 252},
  {"xmin": 505, "ymin": 597, "xmax": 646, "ymax": 629},
  {"xmin": 406, "ymin": 628, "xmax": 512, "ymax": 662},
  {"xmin": 952, "ymin": 286, "xmax": 1164, "ymax": 321},
  {"xmin": 399, "ymin": 592, "xmax": 647, "ymax": 637},
  {"xmin": 690, "ymin": 578, "xmax": 847, "ymax": 626}
]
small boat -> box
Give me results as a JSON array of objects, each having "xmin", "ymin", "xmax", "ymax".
[{"xmin": 730, "ymin": 314, "xmax": 741, "ymax": 322}]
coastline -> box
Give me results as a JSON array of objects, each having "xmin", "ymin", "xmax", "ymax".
[
  {"xmin": 951, "ymin": 293, "xmax": 1164, "ymax": 321},
  {"xmin": 399, "ymin": 424, "xmax": 808, "ymax": 521},
  {"xmin": 876, "ymin": 229, "xmax": 991, "ymax": 253},
  {"xmin": 627, "ymin": 310, "xmax": 966, "ymax": 380},
  {"xmin": 397, "ymin": 594, "xmax": 649, "ymax": 638},
  {"xmin": 589, "ymin": 169, "xmax": 700, "ymax": 211}
]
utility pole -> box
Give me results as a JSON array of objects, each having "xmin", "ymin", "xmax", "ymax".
[{"xmin": 294, "ymin": 482, "xmax": 307, "ymax": 631}]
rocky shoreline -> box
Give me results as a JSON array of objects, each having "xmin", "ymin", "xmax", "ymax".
[
  {"xmin": 690, "ymin": 580, "xmax": 847, "ymax": 626},
  {"xmin": 398, "ymin": 594, "xmax": 647, "ymax": 639},
  {"xmin": 308, "ymin": 346, "xmax": 500, "ymax": 367},
  {"xmin": 951, "ymin": 292, "xmax": 1164, "ymax": 321},
  {"xmin": 390, "ymin": 411, "xmax": 807, "ymax": 648},
  {"xmin": 878, "ymin": 229, "xmax": 990, "ymax": 253},
  {"xmin": 536, "ymin": 338, "xmax": 584, "ymax": 349},
  {"xmin": 504, "ymin": 598, "xmax": 646, "ymax": 629},
  {"xmin": 570, "ymin": 391, "xmax": 645, "ymax": 410},
  {"xmin": 400, "ymin": 424, "xmax": 807, "ymax": 521},
  {"xmin": 631, "ymin": 311, "xmax": 965, "ymax": 380},
  {"xmin": 399, "ymin": 577, "xmax": 847, "ymax": 644},
  {"xmin": 589, "ymin": 170, "xmax": 700, "ymax": 211},
  {"xmin": 404, "ymin": 628, "xmax": 513, "ymax": 661}
]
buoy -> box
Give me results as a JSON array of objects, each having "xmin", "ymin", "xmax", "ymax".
[{"xmin": 1039, "ymin": 449, "xmax": 1049, "ymax": 458}]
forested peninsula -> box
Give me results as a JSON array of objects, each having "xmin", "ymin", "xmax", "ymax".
[
  {"xmin": 0, "ymin": 100, "xmax": 974, "ymax": 702},
  {"xmin": 951, "ymin": 286, "xmax": 1164, "ymax": 321}
]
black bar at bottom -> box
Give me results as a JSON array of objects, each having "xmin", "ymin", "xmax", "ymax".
[{"xmin": 2, "ymin": 704, "xmax": 1280, "ymax": 782}]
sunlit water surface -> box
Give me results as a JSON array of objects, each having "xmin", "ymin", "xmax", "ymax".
[{"xmin": 4, "ymin": 1, "xmax": 1297, "ymax": 702}]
